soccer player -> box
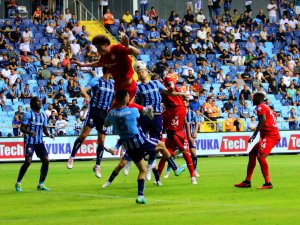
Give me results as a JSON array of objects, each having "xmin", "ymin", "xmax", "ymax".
[
  {"xmin": 15, "ymin": 97, "xmax": 54, "ymax": 192},
  {"xmin": 158, "ymin": 75, "xmax": 197, "ymax": 184},
  {"xmin": 102, "ymin": 61, "xmax": 186, "ymax": 186},
  {"xmin": 72, "ymin": 34, "xmax": 153, "ymax": 118},
  {"xmin": 234, "ymin": 92, "xmax": 280, "ymax": 189},
  {"xmin": 103, "ymin": 89, "xmax": 186, "ymax": 204},
  {"xmin": 184, "ymin": 100, "xmax": 200, "ymax": 177},
  {"xmin": 66, "ymin": 67, "xmax": 114, "ymax": 178}
]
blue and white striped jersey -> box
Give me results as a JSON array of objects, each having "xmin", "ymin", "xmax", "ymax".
[
  {"xmin": 87, "ymin": 77, "xmax": 114, "ymax": 112},
  {"xmin": 136, "ymin": 80, "xmax": 167, "ymax": 113},
  {"xmin": 185, "ymin": 109, "xmax": 197, "ymax": 134},
  {"xmin": 22, "ymin": 110, "xmax": 47, "ymax": 144}
]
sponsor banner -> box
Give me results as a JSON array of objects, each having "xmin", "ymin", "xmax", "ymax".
[
  {"xmin": 0, "ymin": 131, "xmax": 300, "ymax": 162},
  {"xmin": 0, "ymin": 136, "xmax": 120, "ymax": 162}
]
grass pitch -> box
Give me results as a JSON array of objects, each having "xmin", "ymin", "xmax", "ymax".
[{"xmin": 0, "ymin": 155, "xmax": 299, "ymax": 225}]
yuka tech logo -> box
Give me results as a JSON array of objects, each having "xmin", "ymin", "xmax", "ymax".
[
  {"xmin": 220, "ymin": 136, "xmax": 249, "ymax": 152},
  {"xmin": 288, "ymin": 135, "xmax": 300, "ymax": 150},
  {"xmin": 0, "ymin": 142, "xmax": 24, "ymax": 158}
]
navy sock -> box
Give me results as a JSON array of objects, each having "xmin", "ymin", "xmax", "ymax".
[
  {"xmin": 152, "ymin": 168, "xmax": 160, "ymax": 182},
  {"xmin": 71, "ymin": 138, "xmax": 83, "ymax": 157},
  {"xmin": 192, "ymin": 156, "xmax": 197, "ymax": 170},
  {"xmin": 96, "ymin": 145, "xmax": 104, "ymax": 165},
  {"xmin": 167, "ymin": 157, "xmax": 177, "ymax": 171},
  {"xmin": 108, "ymin": 170, "xmax": 119, "ymax": 183},
  {"xmin": 17, "ymin": 162, "xmax": 30, "ymax": 183},
  {"xmin": 39, "ymin": 161, "xmax": 49, "ymax": 184},
  {"xmin": 137, "ymin": 179, "xmax": 145, "ymax": 196}
]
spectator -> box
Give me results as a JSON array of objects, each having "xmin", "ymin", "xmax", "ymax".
[
  {"xmin": 288, "ymin": 108, "xmax": 298, "ymax": 130},
  {"xmin": 240, "ymin": 85, "xmax": 252, "ymax": 101},
  {"xmin": 79, "ymin": 105, "xmax": 88, "ymax": 121},
  {"xmin": 268, "ymin": 79, "xmax": 279, "ymax": 95},
  {"xmin": 0, "ymin": 91, "xmax": 6, "ymax": 109},
  {"xmin": 103, "ymin": 9, "xmax": 115, "ymax": 32},
  {"xmin": 148, "ymin": 26, "xmax": 163, "ymax": 43},
  {"xmin": 21, "ymin": 83, "xmax": 32, "ymax": 100},
  {"xmin": 267, "ymin": 0, "xmax": 278, "ymax": 24},
  {"xmin": 12, "ymin": 114, "xmax": 21, "ymax": 136},
  {"xmin": 189, "ymin": 96, "xmax": 200, "ymax": 111},
  {"xmin": 247, "ymin": 116, "xmax": 258, "ymax": 131},
  {"xmin": 207, "ymin": 100, "xmax": 221, "ymax": 121},
  {"xmin": 234, "ymin": 74, "xmax": 246, "ymax": 89},
  {"xmin": 55, "ymin": 113, "xmax": 68, "ymax": 136},
  {"xmin": 37, "ymin": 86, "xmax": 47, "ymax": 104},
  {"xmin": 225, "ymin": 112, "xmax": 240, "ymax": 132},
  {"xmin": 122, "ymin": 10, "xmax": 133, "ymax": 25},
  {"xmin": 222, "ymin": 97, "xmax": 234, "ymax": 113},
  {"xmin": 217, "ymin": 86, "xmax": 227, "ymax": 101},
  {"xmin": 1, "ymin": 20, "xmax": 13, "ymax": 38},
  {"xmin": 22, "ymin": 27, "xmax": 33, "ymax": 43},
  {"xmin": 69, "ymin": 99, "xmax": 80, "ymax": 117},
  {"xmin": 74, "ymin": 117, "xmax": 83, "ymax": 135},
  {"xmin": 240, "ymin": 101, "xmax": 251, "ymax": 119},
  {"xmin": 140, "ymin": 0, "xmax": 148, "ymax": 16},
  {"xmin": 6, "ymin": 83, "xmax": 20, "ymax": 101}
]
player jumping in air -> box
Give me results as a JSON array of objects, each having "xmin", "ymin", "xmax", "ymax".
[
  {"xmin": 158, "ymin": 75, "xmax": 197, "ymax": 184},
  {"xmin": 72, "ymin": 34, "xmax": 153, "ymax": 118},
  {"xmin": 103, "ymin": 89, "xmax": 186, "ymax": 204},
  {"xmin": 66, "ymin": 67, "xmax": 114, "ymax": 178},
  {"xmin": 15, "ymin": 97, "xmax": 54, "ymax": 192},
  {"xmin": 235, "ymin": 92, "xmax": 280, "ymax": 189}
]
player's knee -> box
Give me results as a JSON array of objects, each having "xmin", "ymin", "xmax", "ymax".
[{"xmin": 25, "ymin": 158, "xmax": 32, "ymax": 166}]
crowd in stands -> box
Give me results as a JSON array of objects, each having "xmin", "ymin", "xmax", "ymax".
[{"xmin": 0, "ymin": 0, "xmax": 300, "ymax": 136}]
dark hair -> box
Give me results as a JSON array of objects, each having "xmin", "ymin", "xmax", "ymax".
[
  {"xmin": 115, "ymin": 89, "xmax": 128, "ymax": 102},
  {"xmin": 30, "ymin": 96, "xmax": 40, "ymax": 110},
  {"xmin": 102, "ymin": 66, "xmax": 108, "ymax": 74},
  {"xmin": 92, "ymin": 35, "xmax": 111, "ymax": 46}
]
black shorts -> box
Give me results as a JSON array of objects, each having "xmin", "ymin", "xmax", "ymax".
[
  {"xmin": 84, "ymin": 108, "xmax": 108, "ymax": 133},
  {"xmin": 25, "ymin": 143, "xmax": 48, "ymax": 159}
]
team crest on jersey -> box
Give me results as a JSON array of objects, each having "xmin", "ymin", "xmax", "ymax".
[{"xmin": 257, "ymin": 107, "xmax": 262, "ymax": 111}]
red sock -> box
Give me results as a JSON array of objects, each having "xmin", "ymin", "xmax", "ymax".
[
  {"xmin": 246, "ymin": 153, "xmax": 257, "ymax": 182},
  {"xmin": 183, "ymin": 150, "xmax": 195, "ymax": 177},
  {"xmin": 128, "ymin": 102, "xmax": 144, "ymax": 112},
  {"xmin": 158, "ymin": 158, "xmax": 167, "ymax": 176},
  {"xmin": 257, "ymin": 154, "xmax": 270, "ymax": 183}
]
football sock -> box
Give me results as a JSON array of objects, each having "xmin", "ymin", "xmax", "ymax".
[
  {"xmin": 71, "ymin": 137, "xmax": 83, "ymax": 157},
  {"xmin": 246, "ymin": 153, "xmax": 257, "ymax": 182},
  {"xmin": 257, "ymin": 154, "xmax": 270, "ymax": 183},
  {"xmin": 108, "ymin": 171, "xmax": 119, "ymax": 183},
  {"xmin": 183, "ymin": 152, "xmax": 195, "ymax": 177},
  {"xmin": 152, "ymin": 168, "xmax": 160, "ymax": 182},
  {"xmin": 166, "ymin": 164, "xmax": 171, "ymax": 173},
  {"xmin": 39, "ymin": 160, "xmax": 49, "ymax": 184},
  {"xmin": 17, "ymin": 162, "xmax": 30, "ymax": 183},
  {"xmin": 192, "ymin": 156, "xmax": 197, "ymax": 170},
  {"xmin": 137, "ymin": 179, "xmax": 145, "ymax": 196},
  {"xmin": 158, "ymin": 158, "xmax": 167, "ymax": 176},
  {"xmin": 96, "ymin": 144, "xmax": 104, "ymax": 165},
  {"xmin": 167, "ymin": 157, "xmax": 177, "ymax": 171},
  {"xmin": 128, "ymin": 102, "xmax": 144, "ymax": 112}
]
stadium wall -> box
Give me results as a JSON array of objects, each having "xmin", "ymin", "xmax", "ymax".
[{"xmin": 1, "ymin": 131, "xmax": 299, "ymax": 162}]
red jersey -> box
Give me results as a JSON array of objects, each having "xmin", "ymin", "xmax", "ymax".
[
  {"xmin": 256, "ymin": 103, "xmax": 280, "ymax": 137},
  {"xmin": 161, "ymin": 86, "xmax": 185, "ymax": 108},
  {"xmin": 99, "ymin": 44, "xmax": 134, "ymax": 91}
]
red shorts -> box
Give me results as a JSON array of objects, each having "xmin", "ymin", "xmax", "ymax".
[
  {"xmin": 162, "ymin": 106, "xmax": 186, "ymax": 131},
  {"xmin": 252, "ymin": 135, "xmax": 280, "ymax": 156},
  {"xmin": 165, "ymin": 129, "xmax": 188, "ymax": 153},
  {"xmin": 111, "ymin": 81, "xmax": 137, "ymax": 109}
]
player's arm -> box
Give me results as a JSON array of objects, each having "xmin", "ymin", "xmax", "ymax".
[
  {"xmin": 43, "ymin": 126, "xmax": 54, "ymax": 139},
  {"xmin": 20, "ymin": 123, "xmax": 36, "ymax": 136},
  {"xmin": 81, "ymin": 86, "xmax": 91, "ymax": 104},
  {"xmin": 120, "ymin": 34, "xmax": 140, "ymax": 56},
  {"xmin": 71, "ymin": 59, "xmax": 102, "ymax": 67},
  {"xmin": 249, "ymin": 114, "xmax": 266, "ymax": 143}
]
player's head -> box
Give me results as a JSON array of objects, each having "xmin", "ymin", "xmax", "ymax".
[
  {"xmin": 253, "ymin": 92, "xmax": 266, "ymax": 106},
  {"xmin": 163, "ymin": 75, "xmax": 175, "ymax": 89},
  {"xmin": 30, "ymin": 96, "xmax": 42, "ymax": 111},
  {"xmin": 134, "ymin": 61, "xmax": 148, "ymax": 81},
  {"xmin": 115, "ymin": 89, "xmax": 129, "ymax": 105},
  {"xmin": 92, "ymin": 35, "xmax": 111, "ymax": 55}
]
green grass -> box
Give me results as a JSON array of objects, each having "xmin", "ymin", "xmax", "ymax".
[{"xmin": 0, "ymin": 155, "xmax": 300, "ymax": 225}]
